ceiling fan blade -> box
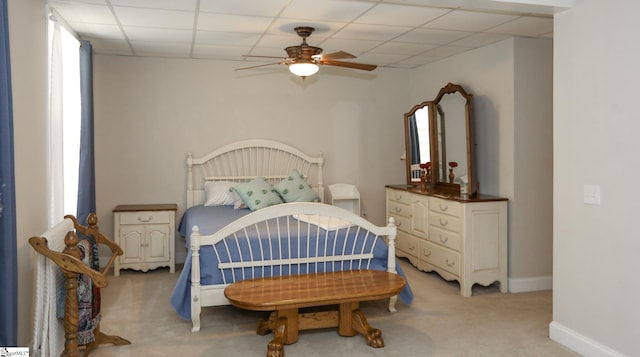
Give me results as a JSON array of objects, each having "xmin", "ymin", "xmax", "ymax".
[
  {"xmin": 242, "ymin": 55, "xmax": 288, "ymax": 60},
  {"xmin": 321, "ymin": 59, "xmax": 377, "ymax": 71},
  {"xmin": 320, "ymin": 51, "xmax": 356, "ymax": 60},
  {"xmin": 235, "ymin": 62, "xmax": 284, "ymax": 71}
]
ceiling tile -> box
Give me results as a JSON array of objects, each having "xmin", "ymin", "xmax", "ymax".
[
  {"xmin": 318, "ymin": 38, "xmax": 383, "ymax": 54},
  {"xmin": 370, "ymin": 41, "xmax": 438, "ymax": 55},
  {"xmin": 486, "ymin": 16, "xmax": 553, "ymax": 36},
  {"xmin": 131, "ymin": 41, "xmax": 192, "ymax": 57},
  {"xmin": 199, "ymin": 0, "xmax": 288, "ymax": 17},
  {"xmin": 356, "ymin": 3, "xmax": 451, "ymax": 26},
  {"xmin": 395, "ymin": 28, "xmax": 471, "ymax": 45},
  {"xmin": 424, "ymin": 10, "xmax": 519, "ymax": 31},
  {"xmin": 448, "ymin": 32, "xmax": 511, "ymax": 47},
  {"xmin": 281, "ymin": 0, "xmax": 374, "ymax": 22},
  {"xmin": 124, "ymin": 27, "xmax": 193, "ymax": 42},
  {"xmin": 50, "ymin": 3, "xmax": 116, "ymax": 25},
  {"xmin": 69, "ymin": 23, "xmax": 125, "ymax": 40},
  {"xmin": 109, "ymin": 0, "xmax": 198, "ymax": 11},
  {"xmin": 196, "ymin": 31, "xmax": 261, "ymax": 46},
  {"xmin": 334, "ymin": 23, "xmax": 412, "ymax": 41},
  {"xmin": 197, "ymin": 13, "xmax": 273, "ymax": 33},
  {"xmin": 113, "ymin": 7, "xmax": 195, "ymax": 29},
  {"xmin": 422, "ymin": 45, "xmax": 472, "ymax": 57}
]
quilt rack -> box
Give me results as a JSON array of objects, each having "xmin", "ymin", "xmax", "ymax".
[{"xmin": 30, "ymin": 213, "xmax": 130, "ymax": 356}]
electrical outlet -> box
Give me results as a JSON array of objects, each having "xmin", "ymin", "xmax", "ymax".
[
  {"xmin": 361, "ymin": 210, "xmax": 367, "ymax": 218},
  {"xmin": 583, "ymin": 184, "xmax": 601, "ymax": 205}
]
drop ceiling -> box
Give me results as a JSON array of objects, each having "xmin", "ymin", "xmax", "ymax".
[{"xmin": 46, "ymin": 0, "xmax": 569, "ymax": 69}]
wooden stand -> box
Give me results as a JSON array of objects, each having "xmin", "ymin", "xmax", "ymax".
[{"xmin": 29, "ymin": 213, "xmax": 131, "ymax": 357}]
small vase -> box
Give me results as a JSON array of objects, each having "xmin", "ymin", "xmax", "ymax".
[
  {"xmin": 420, "ymin": 170, "xmax": 427, "ymax": 192},
  {"xmin": 449, "ymin": 168, "xmax": 455, "ymax": 183}
]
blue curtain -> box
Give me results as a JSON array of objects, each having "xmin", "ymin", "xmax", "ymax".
[
  {"xmin": 0, "ymin": 0, "xmax": 18, "ymax": 346},
  {"xmin": 76, "ymin": 40, "xmax": 95, "ymax": 226}
]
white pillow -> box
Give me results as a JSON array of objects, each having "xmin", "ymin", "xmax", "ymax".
[{"xmin": 204, "ymin": 181, "xmax": 241, "ymax": 207}]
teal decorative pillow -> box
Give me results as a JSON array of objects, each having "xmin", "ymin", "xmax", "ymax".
[
  {"xmin": 233, "ymin": 177, "xmax": 283, "ymax": 211},
  {"xmin": 274, "ymin": 169, "xmax": 320, "ymax": 203}
]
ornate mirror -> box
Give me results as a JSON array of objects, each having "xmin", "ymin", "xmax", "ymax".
[
  {"xmin": 432, "ymin": 83, "xmax": 476, "ymax": 195},
  {"xmin": 404, "ymin": 101, "xmax": 432, "ymax": 185},
  {"xmin": 404, "ymin": 83, "xmax": 476, "ymax": 196}
]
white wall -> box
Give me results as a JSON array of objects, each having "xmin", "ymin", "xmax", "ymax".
[
  {"xmin": 551, "ymin": 0, "xmax": 640, "ymax": 355},
  {"xmin": 93, "ymin": 55, "xmax": 411, "ymax": 261},
  {"xmin": 8, "ymin": 0, "xmax": 49, "ymax": 345},
  {"xmin": 408, "ymin": 37, "xmax": 554, "ymax": 291}
]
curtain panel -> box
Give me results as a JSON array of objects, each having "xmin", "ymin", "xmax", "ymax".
[
  {"xmin": 76, "ymin": 40, "xmax": 95, "ymax": 226},
  {"xmin": 0, "ymin": 0, "xmax": 18, "ymax": 346}
]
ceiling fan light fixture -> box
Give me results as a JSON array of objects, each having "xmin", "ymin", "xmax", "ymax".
[{"xmin": 289, "ymin": 62, "xmax": 319, "ymax": 77}]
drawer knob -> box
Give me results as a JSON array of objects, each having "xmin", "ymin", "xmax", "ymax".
[
  {"xmin": 408, "ymin": 243, "xmax": 415, "ymax": 250},
  {"xmin": 445, "ymin": 258, "xmax": 455, "ymax": 267},
  {"xmin": 394, "ymin": 207, "xmax": 402, "ymax": 213},
  {"xmin": 138, "ymin": 216, "xmax": 153, "ymax": 223},
  {"xmin": 439, "ymin": 204, "xmax": 448, "ymax": 211},
  {"xmin": 423, "ymin": 249, "xmax": 431, "ymax": 257},
  {"xmin": 439, "ymin": 236, "xmax": 448, "ymax": 243},
  {"xmin": 439, "ymin": 218, "xmax": 448, "ymax": 226}
]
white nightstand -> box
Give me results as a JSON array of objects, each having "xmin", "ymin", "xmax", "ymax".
[
  {"xmin": 327, "ymin": 184, "xmax": 361, "ymax": 215},
  {"xmin": 112, "ymin": 203, "xmax": 176, "ymax": 276}
]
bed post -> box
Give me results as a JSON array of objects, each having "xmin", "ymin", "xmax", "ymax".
[
  {"xmin": 187, "ymin": 153, "xmax": 194, "ymax": 207},
  {"xmin": 317, "ymin": 152, "xmax": 325, "ymax": 202},
  {"xmin": 386, "ymin": 216, "xmax": 399, "ymax": 312},
  {"xmin": 190, "ymin": 225, "xmax": 202, "ymax": 332}
]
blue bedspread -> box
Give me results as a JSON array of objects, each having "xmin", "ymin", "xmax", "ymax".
[{"xmin": 170, "ymin": 205, "xmax": 414, "ymax": 321}]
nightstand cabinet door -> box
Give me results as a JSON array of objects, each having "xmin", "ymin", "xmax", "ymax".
[{"xmin": 113, "ymin": 204, "xmax": 176, "ymax": 276}]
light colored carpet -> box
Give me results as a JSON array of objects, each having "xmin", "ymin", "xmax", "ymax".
[{"xmin": 91, "ymin": 259, "xmax": 581, "ymax": 357}]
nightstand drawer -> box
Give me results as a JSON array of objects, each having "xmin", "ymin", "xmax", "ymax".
[
  {"xmin": 118, "ymin": 211, "xmax": 172, "ymax": 225},
  {"xmin": 388, "ymin": 214, "xmax": 410, "ymax": 233}
]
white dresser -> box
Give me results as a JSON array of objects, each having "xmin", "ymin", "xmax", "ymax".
[
  {"xmin": 113, "ymin": 204, "xmax": 177, "ymax": 276},
  {"xmin": 386, "ymin": 186, "xmax": 508, "ymax": 296}
]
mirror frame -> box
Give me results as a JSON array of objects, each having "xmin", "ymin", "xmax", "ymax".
[
  {"xmin": 431, "ymin": 83, "xmax": 476, "ymax": 196},
  {"xmin": 404, "ymin": 101, "xmax": 435, "ymax": 186},
  {"xmin": 404, "ymin": 83, "xmax": 477, "ymax": 196}
]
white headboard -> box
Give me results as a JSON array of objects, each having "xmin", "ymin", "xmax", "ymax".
[{"xmin": 186, "ymin": 139, "xmax": 324, "ymax": 208}]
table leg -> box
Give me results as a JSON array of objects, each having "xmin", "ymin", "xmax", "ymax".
[
  {"xmin": 351, "ymin": 309, "xmax": 384, "ymax": 348},
  {"xmin": 338, "ymin": 301, "xmax": 384, "ymax": 348},
  {"xmin": 267, "ymin": 317, "xmax": 286, "ymax": 357},
  {"xmin": 260, "ymin": 309, "xmax": 300, "ymax": 357}
]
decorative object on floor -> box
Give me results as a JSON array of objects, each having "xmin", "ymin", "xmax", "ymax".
[
  {"xmin": 236, "ymin": 26, "xmax": 377, "ymax": 79},
  {"xmin": 30, "ymin": 213, "xmax": 131, "ymax": 356},
  {"xmin": 224, "ymin": 270, "xmax": 406, "ymax": 356}
]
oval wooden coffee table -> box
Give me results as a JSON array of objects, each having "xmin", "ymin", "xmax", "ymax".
[{"xmin": 224, "ymin": 269, "xmax": 406, "ymax": 357}]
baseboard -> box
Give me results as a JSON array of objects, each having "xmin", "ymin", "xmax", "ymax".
[
  {"xmin": 176, "ymin": 251, "xmax": 187, "ymax": 265},
  {"xmin": 549, "ymin": 321, "xmax": 625, "ymax": 357},
  {"xmin": 508, "ymin": 275, "xmax": 552, "ymax": 293}
]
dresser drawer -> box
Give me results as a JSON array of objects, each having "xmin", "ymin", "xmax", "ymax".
[
  {"xmin": 428, "ymin": 226, "xmax": 461, "ymax": 251},
  {"xmin": 429, "ymin": 197, "xmax": 461, "ymax": 217},
  {"xmin": 388, "ymin": 200, "xmax": 410, "ymax": 218},
  {"xmin": 429, "ymin": 212, "xmax": 461, "ymax": 233},
  {"xmin": 388, "ymin": 214, "xmax": 410, "ymax": 233},
  {"xmin": 420, "ymin": 240, "xmax": 460, "ymax": 276},
  {"xmin": 118, "ymin": 211, "xmax": 172, "ymax": 225},
  {"xmin": 396, "ymin": 231, "xmax": 420, "ymax": 258},
  {"xmin": 387, "ymin": 188, "xmax": 410, "ymax": 204}
]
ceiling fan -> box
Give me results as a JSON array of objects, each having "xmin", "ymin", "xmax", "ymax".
[{"xmin": 236, "ymin": 26, "xmax": 377, "ymax": 78}]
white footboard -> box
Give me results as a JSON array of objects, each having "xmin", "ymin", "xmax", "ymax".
[{"xmin": 189, "ymin": 202, "xmax": 397, "ymax": 332}]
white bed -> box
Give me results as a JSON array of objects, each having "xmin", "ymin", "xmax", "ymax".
[{"xmin": 169, "ymin": 139, "xmax": 412, "ymax": 332}]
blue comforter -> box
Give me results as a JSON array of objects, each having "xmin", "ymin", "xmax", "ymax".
[{"xmin": 170, "ymin": 205, "xmax": 414, "ymax": 321}]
